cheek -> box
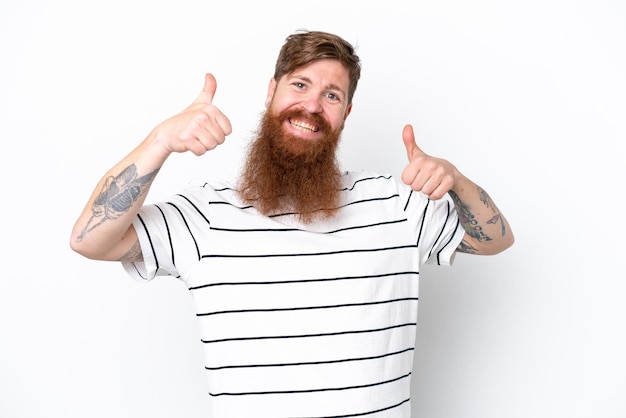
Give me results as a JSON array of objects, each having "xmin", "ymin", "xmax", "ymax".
[
  {"xmin": 330, "ymin": 112, "xmax": 348, "ymax": 132},
  {"xmin": 268, "ymin": 98, "xmax": 293, "ymax": 116}
]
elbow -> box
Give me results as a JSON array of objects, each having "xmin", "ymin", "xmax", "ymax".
[
  {"xmin": 500, "ymin": 236, "xmax": 515, "ymax": 254},
  {"xmin": 69, "ymin": 232, "xmax": 97, "ymax": 260},
  {"xmin": 491, "ymin": 231, "xmax": 515, "ymax": 255},
  {"xmin": 487, "ymin": 218, "xmax": 515, "ymax": 255},
  {"xmin": 69, "ymin": 227, "xmax": 105, "ymax": 261},
  {"xmin": 69, "ymin": 224, "xmax": 136, "ymax": 261},
  {"xmin": 468, "ymin": 231, "xmax": 515, "ymax": 256}
]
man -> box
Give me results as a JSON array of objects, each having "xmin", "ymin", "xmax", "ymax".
[{"xmin": 71, "ymin": 30, "xmax": 513, "ymax": 417}]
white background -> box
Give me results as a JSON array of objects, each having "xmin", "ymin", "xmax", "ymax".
[{"xmin": 1, "ymin": 0, "xmax": 625, "ymax": 417}]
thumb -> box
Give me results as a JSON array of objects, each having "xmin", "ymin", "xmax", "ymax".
[
  {"xmin": 194, "ymin": 73, "xmax": 217, "ymax": 105},
  {"xmin": 402, "ymin": 124, "xmax": 426, "ymax": 161}
]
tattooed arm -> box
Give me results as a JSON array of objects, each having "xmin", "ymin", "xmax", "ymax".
[
  {"xmin": 400, "ymin": 124, "xmax": 514, "ymax": 255},
  {"xmin": 447, "ymin": 181, "xmax": 513, "ymax": 255},
  {"xmin": 69, "ymin": 143, "xmax": 165, "ymax": 262},
  {"xmin": 69, "ymin": 73, "xmax": 232, "ymax": 261}
]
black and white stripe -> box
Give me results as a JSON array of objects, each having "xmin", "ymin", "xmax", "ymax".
[{"xmin": 124, "ymin": 170, "xmax": 464, "ymax": 417}]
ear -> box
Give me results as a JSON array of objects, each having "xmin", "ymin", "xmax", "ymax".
[
  {"xmin": 340, "ymin": 103, "xmax": 353, "ymax": 130},
  {"xmin": 343, "ymin": 103, "xmax": 353, "ymax": 121},
  {"xmin": 265, "ymin": 78, "xmax": 277, "ymax": 107}
]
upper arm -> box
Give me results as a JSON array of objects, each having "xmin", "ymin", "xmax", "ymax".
[
  {"xmin": 456, "ymin": 233, "xmax": 480, "ymax": 255},
  {"xmin": 456, "ymin": 230, "xmax": 515, "ymax": 256},
  {"xmin": 70, "ymin": 222, "xmax": 143, "ymax": 262},
  {"xmin": 116, "ymin": 225, "xmax": 143, "ymax": 263}
]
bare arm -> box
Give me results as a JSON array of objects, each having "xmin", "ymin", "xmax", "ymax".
[
  {"xmin": 69, "ymin": 145, "xmax": 164, "ymax": 262},
  {"xmin": 400, "ymin": 124, "xmax": 514, "ymax": 255},
  {"xmin": 69, "ymin": 73, "xmax": 232, "ymax": 261},
  {"xmin": 446, "ymin": 177, "xmax": 513, "ymax": 255}
]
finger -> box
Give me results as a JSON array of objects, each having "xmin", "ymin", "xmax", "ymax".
[
  {"xmin": 400, "ymin": 124, "xmax": 420, "ymax": 185},
  {"xmin": 402, "ymin": 124, "xmax": 416, "ymax": 161},
  {"xmin": 214, "ymin": 111, "xmax": 233, "ymax": 137},
  {"xmin": 428, "ymin": 178, "xmax": 454, "ymax": 200},
  {"xmin": 402, "ymin": 124, "xmax": 426, "ymax": 162},
  {"xmin": 194, "ymin": 73, "xmax": 217, "ymax": 105},
  {"xmin": 404, "ymin": 173, "xmax": 443, "ymax": 199},
  {"xmin": 401, "ymin": 160, "xmax": 422, "ymax": 188},
  {"xmin": 200, "ymin": 112, "xmax": 233, "ymax": 148},
  {"xmin": 184, "ymin": 128, "xmax": 224, "ymax": 155}
]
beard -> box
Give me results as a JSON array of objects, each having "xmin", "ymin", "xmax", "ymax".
[{"xmin": 237, "ymin": 107, "xmax": 343, "ymax": 223}]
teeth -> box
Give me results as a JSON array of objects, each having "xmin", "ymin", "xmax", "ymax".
[{"xmin": 290, "ymin": 119, "xmax": 318, "ymax": 132}]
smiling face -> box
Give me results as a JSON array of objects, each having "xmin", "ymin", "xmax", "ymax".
[
  {"xmin": 265, "ymin": 59, "xmax": 353, "ymax": 142},
  {"xmin": 237, "ymin": 59, "xmax": 353, "ymax": 223}
]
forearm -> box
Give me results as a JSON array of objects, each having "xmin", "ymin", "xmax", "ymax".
[
  {"xmin": 448, "ymin": 174, "xmax": 514, "ymax": 255},
  {"xmin": 69, "ymin": 134, "xmax": 168, "ymax": 261},
  {"xmin": 70, "ymin": 73, "xmax": 232, "ymax": 261}
]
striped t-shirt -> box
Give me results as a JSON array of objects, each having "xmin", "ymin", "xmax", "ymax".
[{"xmin": 123, "ymin": 170, "xmax": 465, "ymax": 417}]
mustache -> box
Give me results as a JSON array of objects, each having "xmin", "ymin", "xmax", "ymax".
[{"xmin": 275, "ymin": 108, "xmax": 333, "ymax": 135}]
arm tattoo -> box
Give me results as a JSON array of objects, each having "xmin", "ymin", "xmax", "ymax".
[
  {"xmin": 450, "ymin": 187, "xmax": 508, "ymax": 253},
  {"xmin": 77, "ymin": 164, "xmax": 159, "ymax": 241},
  {"xmin": 480, "ymin": 188, "xmax": 507, "ymax": 237},
  {"xmin": 118, "ymin": 240, "xmax": 144, "ymax": 263},
  {"xmin": 450, "ymin": 185, "xmax": 507, "ymax": 242},
  {"xmin": 449, "ymin": 189, "xmax": 492, "ymax": 243},
  {"xmin": 457, "ymin": 239, "xmax": 478, "ymax": 254}
]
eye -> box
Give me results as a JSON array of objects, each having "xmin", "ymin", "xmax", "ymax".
[
  {"xmin": 326, "ymin": 91, "xmax": 344, "ymax": 103},
  {"xmin": 293, "ymin": 82, "xmax": 306, "ymax": 89}
]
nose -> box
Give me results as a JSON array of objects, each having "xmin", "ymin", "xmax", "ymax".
[{"xmin": 301, "ymin": 95, "xmax": 323, "ymax": 114}]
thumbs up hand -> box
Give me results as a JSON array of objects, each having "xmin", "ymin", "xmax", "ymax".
[
  {"xmin": 400, "ymin": 124, "xmax": 459, "ymax": 200},
  {"xmin": 151, "ymin": 73, "xmax": 233, "ymax": 156}
]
